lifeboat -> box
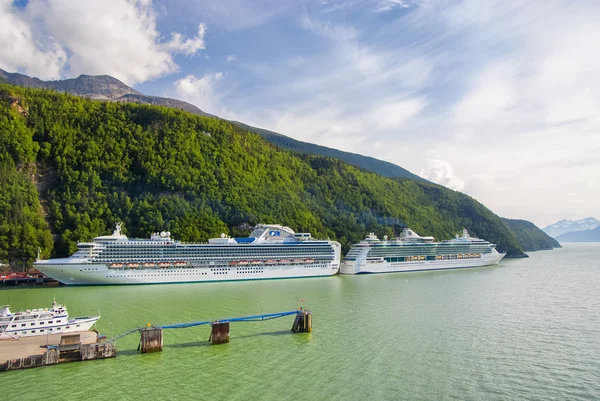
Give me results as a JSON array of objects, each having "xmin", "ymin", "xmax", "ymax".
[
  {"xmin": 279, "ymin": 260, "xmax": 290, "ymax": 264},
  {"xmin": 293, "ymin": 259, "xmax": 303, "ymax": 264},
  {"xmin": 238, "ymin": 261, "xmax": 249, "ymax": 265},
  {"xmin": 305, "ymin": 259, "xmax": 314, "ymax": 263},
  {"xmin": 126, "ymin": 262, "xmax": 139, "ymax": 268},
  {"xmin": 174, "ymin": 261, "xmax": 186, "ymax": 266},
  {"xmin": 265, "ymin": 260, "xmax": 275, "ymax": 264},
  {"xmin": 457, "ymin": 254, "xmax": 463, "ymax": 259},
  {"xmin": 410, "ymin": 256, "xmax": 418, "ymax": 261},
  {"xmin": 251, "ymin": 260, "xmax": 262, "ymax": 265},
  {"xmin": 158, "ymin": 262, "xmax": 170, "ymax": 268},
  {"xmin": 109, "ymin": 263, "xmax": 123, "ymax": 268},
  {"xmin": 142, "ymin": 262, "xmax": 155, "ymax": 268}
]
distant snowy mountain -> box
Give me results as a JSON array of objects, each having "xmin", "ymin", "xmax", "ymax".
[
  {"xmin": 542, "ymin": 217, "xmax": 600, "ymax": 238},
  {"xmin": 555, "ymin": 226, "xmax": 600, "ymax": 242}
]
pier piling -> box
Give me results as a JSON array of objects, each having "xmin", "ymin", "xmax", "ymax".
[
  {"xmin": 210, "ymin": 322, "xmax": 230, "ymax": 345},
  {"xmin": 291, "ymin": 310, "xmax": 312, "ymax": 333},
  {"xmin": 139, "ymin": 327, "xmax": 163, "ymax": 353}
]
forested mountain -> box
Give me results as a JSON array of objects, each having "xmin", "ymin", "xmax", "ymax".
[
  {"xmin": 0, "ymin": 69, "xmax": 421, "ymax": 181},
  {"xmin": 501, "ymin": 218, "xmax": 560, "ymax": 251},
  {"xmin": 230, "ymin": 121, "xmax": 424, "ymax": 181},
  {"xmin": 0, "ymin": 84, "xmax": 529, "ymax": 267}
]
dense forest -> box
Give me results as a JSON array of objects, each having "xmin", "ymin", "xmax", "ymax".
[
  {"xmin": 501, "ymin": 218, "xmax": 561, "ymax": 251},
  {"xmin": 0, "ymin": 84, "xmax": 535, "ymax": 267}
]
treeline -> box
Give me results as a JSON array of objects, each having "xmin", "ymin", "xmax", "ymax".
[
  {"xmin": 0, "ymin": 84, "xmax": 528, "ymax": 266},
  {"xmin": 501, "ymin": 218, "xmax": 560, "ymax": 251}
]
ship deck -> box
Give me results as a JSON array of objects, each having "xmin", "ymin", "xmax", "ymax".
[{"xmin": 0, "ymin": 331, "xmax": 98, "ymax": 363}]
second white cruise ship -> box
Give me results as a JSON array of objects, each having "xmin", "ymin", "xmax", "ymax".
[
  {"xmin": 34, "ymin": 223, "xmax": 341, "ymax": 285},
  {"xmin": 340, "ymin": 228, "xmax": 505, "ymax": 274}
]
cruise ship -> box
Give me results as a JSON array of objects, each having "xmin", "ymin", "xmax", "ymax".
[
  {"xmin": 34, "ymin": 223, "xmax": 341, "ymax": 285},
  {"xmin": 0, "ymin": 300, "xmax": 99, "ymax": 339},
  {"xmin": 340, "ymin": 228, "xmax": 505, "ymax": 274}
]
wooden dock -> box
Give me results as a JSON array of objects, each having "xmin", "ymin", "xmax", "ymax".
[
  {"xmin": 0, "ymin": 308, "xmax": 312, "ymax": 372},
  {"xmin": 0, "ymin": 331, "xmax": 115, "ymax": 372},
  {"xmin": 0, "ymin": 277, "xmax": 59, "ymax": 287}
]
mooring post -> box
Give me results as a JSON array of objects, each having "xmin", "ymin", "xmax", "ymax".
[
  {"xmin": 210, "ymin": 321, "xmax": 230, "ymax": 345},
  {"xmin": 291, "ymin": 309, "xmax": 312, "ymax": 333},
  {"xmin": 139, "ymin": 327, "xmax": 163, "ymax": 353}
]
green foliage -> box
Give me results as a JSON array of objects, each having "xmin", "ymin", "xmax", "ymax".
[
  {"xmin": 501, "ymin": 218, "xmax": 561, "ymax": 251},
  {"xmin": 0, "ymin": 84, "xmax": 529, "ymax": 265},
  {"xmin": 232, "ymin": 121, "xmax": 425, "ymax": 181}
]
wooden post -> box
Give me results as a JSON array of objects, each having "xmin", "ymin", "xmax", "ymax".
[
  {"xmin": 139, "ymin": 327, "xmax": 163, "ymax": 353},
  {"xmin": 210, "ymin": 322, "xmax": 230, "ymax": 345},
  {"xmin": 291, "ymin": 310, "xmax": 312, "ymax": 333}
]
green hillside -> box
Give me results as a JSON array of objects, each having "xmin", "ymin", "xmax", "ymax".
[
  {"xmin": 501, "ymin": 218, "xmax": 560, "ymax": 251},
  {"xmin": 231, "ymin": 121, "xmax": 425, "ymax": 181},
  {"xmin": 0, "ymin": 84, "xmax": 526, "ymax": 266}
]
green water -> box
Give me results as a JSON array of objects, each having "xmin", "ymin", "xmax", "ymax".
[{"xmin": 1, "ymin": 243, "xmax": 599, "ymax": 400}]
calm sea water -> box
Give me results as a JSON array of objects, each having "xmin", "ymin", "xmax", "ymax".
[{"xmin": 1, "ymin": 243, "xmax": 599, "ymax": 400}]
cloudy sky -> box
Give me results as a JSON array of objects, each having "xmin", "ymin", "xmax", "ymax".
[{"xmin": 1, "ymin": 0, "xmax": 599, "ymax": 227}]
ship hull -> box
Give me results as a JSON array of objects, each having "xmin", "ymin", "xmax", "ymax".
[
  {"xmin": 340, "ymin": 252, "xmax": 504, "ymax": 275},
  {"xmin": 34, "ymin": 261, "xmax": 340, "ymax": 285},
  {"xmin": 0, "ymin": 317, "xmax": 99, "ymax": 339}
]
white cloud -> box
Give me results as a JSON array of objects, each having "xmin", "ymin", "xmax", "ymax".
[
  {"xmin": 420, "ymin": 159, "xmax": 465, "ymax": 191},
  {"xmin": 370, "ymin": 98, "xmax": 426, "ymax": 129},
  {"xmin": 163, "ymin": 23, "xmax": 207, "ymax": 55},
  {"xmin": 374, "ymin": 0, "xmax": 412, "ymax": 13},
  {"xmin": 0, "ymin": 0, "xmax": 208, "ymax": 85},
  {"xmin": 225, "ymin": 54, "xmax": 236, "ymax": 63},
  {"xmin": 173, "ymin": 72, "xmax": 224, "ymax": 115},
  {"xmin": 0, "ymin": 0, "xmax": 66, "ymax": 79}
]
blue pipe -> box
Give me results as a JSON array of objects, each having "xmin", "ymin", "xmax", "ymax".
[{"xmin": 158, "ymin": 310, "xmax": 301, "ymax": 329}]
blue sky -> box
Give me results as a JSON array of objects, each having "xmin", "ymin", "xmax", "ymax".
[{"xmin": 1, "ymin": 0, "xmax": 599, "ymax": 226}]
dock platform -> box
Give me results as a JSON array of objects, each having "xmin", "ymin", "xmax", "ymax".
[{"xmin": 0, "ymin": 331, "xmax": 115, "ymax": 372}]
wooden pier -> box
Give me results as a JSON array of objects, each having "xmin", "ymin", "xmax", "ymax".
[
  {"xmin": 0, "ymin": 308, "xmax": 312, "ymax": 372},
  {"xmin": 0, "ymin": 277, "xmax": 59, "ymax": 287},
  {"xmin": 0, "ymin": 331, "xmax": 115, "ymax": 372},
  {"xmin": 136, "ymin": 308, "xmax": 312, "ymax": 353}
]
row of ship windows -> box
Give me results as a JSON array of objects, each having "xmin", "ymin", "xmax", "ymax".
[
  {"xmin": 8, "ymin": 319, "xmax": 63, "ymax": 327},
  {"xmin": 94, "ymin": 248, "xmax": 334, "ymax": 257},
  {"xmin": 97, "ymin": 244, "xmax": 333, "ymax": 249},
  {"xmin": 7, "ymin": 325, "xmax": 80, "ymax": 334},
  {"xmin": 368, "ymin": 250, "xmax": 490, "ymax": 256},
  {"xmin": 107, "ymin": 273, "xmax": 210, "ymax": 278},
  {"xmin": 104, "ymin": 263, "xmax": 331, "ymax": 271},
  {"xmin": 7, "ymin": 319, "xmax": 64, "ymax": 328}
]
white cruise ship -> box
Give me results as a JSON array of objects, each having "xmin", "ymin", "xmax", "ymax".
[
  {"xmin": 34, "ymin": 223, "xmax": 341, "ymax": 285},
  {"xmin": 0, "ymin": 300, "xmax": 99, "ymax": 339},
  {"xmin": 340, "ymin": 228, "xmax": 505, "ymax": 275}
]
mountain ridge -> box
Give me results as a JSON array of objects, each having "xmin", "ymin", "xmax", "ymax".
[
  {"xmin": 0, "ymin": 68, "xmax": 423, "ymax": 181},
  {"xmin": 542, "ymin": 217, "xmax": 600, "ymax": 238},
  {"xmin": 501, "ymin": 218, "xmax": 561, "ymax": 251},
  {"xmin": 555, "ymin": 226, "xmax": 600, "ymax": 242}
]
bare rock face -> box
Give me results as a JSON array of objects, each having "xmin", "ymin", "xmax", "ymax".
[
  {"xmin": 48, "ymin": 75, "xmax": 141, "ymax": 99},
  {"xmin": 0, "ymin": 68, "xmax": 140, "ymax": 99}
]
